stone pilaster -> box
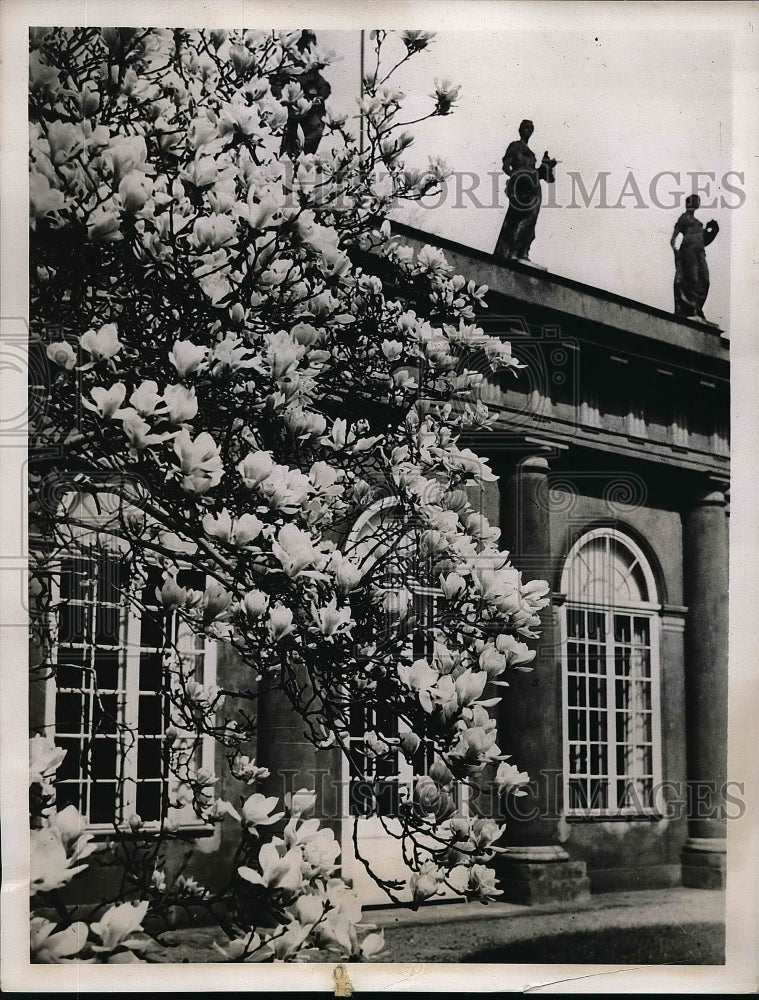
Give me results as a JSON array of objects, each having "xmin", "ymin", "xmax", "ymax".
[
  {"xmin": 494, "ymin": 449, "xmax": 589, "ymax": 904},
  {"xmin": 681, "ymin": 482, "xmax": 729, "ymax": 888},
  {"xmin": 256, "ymin": 675, "xmax": 341, "ymax": 838}
]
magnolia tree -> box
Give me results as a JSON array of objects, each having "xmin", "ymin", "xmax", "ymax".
[{"xmin": 28, "ymin": 27, "xmax": 546, "ymax": 962}]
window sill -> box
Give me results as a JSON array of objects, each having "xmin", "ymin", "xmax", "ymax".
[{"xmin": 84, "ymin": 823, "xmax": 216, "ymax": 839}]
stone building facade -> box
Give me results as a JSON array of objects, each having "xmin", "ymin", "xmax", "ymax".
[
  {"xmin": 31, "ymin": 223, "xmax": 730, "ymax": 908},
  {"xmin": 254, "ymin": 223, "xmax": 730, "ymax": 904}
]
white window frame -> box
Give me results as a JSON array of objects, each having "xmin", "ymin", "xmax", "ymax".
[
  {"xmin": 42, "ymin": 542, "xmax": 217, "ymax": 835},
  {"xmin": 559, "ymin": 527, "xmax": 663, "ymax": 818}
]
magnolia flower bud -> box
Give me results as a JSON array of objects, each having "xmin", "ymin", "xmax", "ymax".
[
  {"xmin": 229, "ymin": 303, "xmax": 246, "ymax": 326},
  {"xmin": 291, "ymin": 322, "xmax": 321, "ymax": 347},
  {"xmin": 242, "ymin": 589, "xmax": 269, "ymax": 620},
  {"xmin": 238, "ymin": 450, "xmax": 274, "ymax": 488},
  {"xmin": 398, "ymin": 731, "xmax": 421, "ymax": 757},
  {"xmin": 169, "ymin": 340, "xmax": 208, "ymax": 379},
  {"xmin": 286, "ymin": 788, "xmax": 316, "ymax": 815},
  {"xmin": 267, "ymin": 603, "xmax": 294, "ymax": 641},
  {"xmin": 118, "ymin": 170, "xmax": 153, "ymax": 214},
  {"xmin": 79, "ymin": 323, "xmax": 122, "ymax": 361},
  {"xmin": 156, "ymin": 577, "xmax": 187, "ymax": 612},
  {"xmin": 335, "ymin": 560, "xmax": 363, "ymax": 593},
  {"xmin": 163, "ymin": 383, "xmax": 198, "ymax": 424},
  {"xmin": 479, "ymin": 645, "xmax": 507, "ymax": 678},
  {"xmin": 440, "ymin": 572, "xmax": 466, "ymax": 600},
  {"xmin": 381, "ymin": 339, "xmax": 403, "ymax": 361}
]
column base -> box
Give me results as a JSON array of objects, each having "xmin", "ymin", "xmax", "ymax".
[
  {"xmin": 680, "ymin": 837, "xmax": 727, "ymax": 889},
  {"xmin": 493, "ymin": 846, "xmax": 590, "ymax": 906}
]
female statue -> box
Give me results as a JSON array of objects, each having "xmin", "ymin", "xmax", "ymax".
[
  {"xmin": 494, "ymin": 119, "xmax": 557, "ymax": 264},
  {"xmin": 671, "ymin": 194, "xmax": 719, "ymax": 322}
]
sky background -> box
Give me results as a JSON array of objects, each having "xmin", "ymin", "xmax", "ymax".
[{"xmin": 319, "ymin": 29, "xmax": 734, "ymax": 330}]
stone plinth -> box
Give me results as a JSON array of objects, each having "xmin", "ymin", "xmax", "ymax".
[{"xmin": 494, "ymin": 846, "xmax": 590, "ymax": 905}]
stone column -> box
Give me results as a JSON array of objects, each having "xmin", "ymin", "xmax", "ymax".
[
  {"xmin": 493, "ymin": 449, "xmax": 589, "ymax": 904},
  {"xmin": 681, "ymin": 483, "xmax": 729, "ymax": 888},
  {"xmin": 256, "ymin": 674, "xmax": 341, "ymax": 838}
]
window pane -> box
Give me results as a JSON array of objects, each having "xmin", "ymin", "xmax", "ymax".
[
  {"xmin": 587, "ymin": 645, "xmax": 604, "ymax": 674},
  {"xmin": 56, "ymin": 738, "xmax": 82, "ymax": 782},
  {"xmin": 634, "ymin": 680, "xmax": 652, "ymax": 713},
  {"xmin": 635, "ymin": 745, "xmax": 653, "ymax": 775},
  {"xmin": 55, "ymin": 654, "xmax": 87, "ymax": 689},
  {"xmin": 138, "ymin": 608, "xmax": 165, "ymax": 652},
  {"xmin": 614, "ymin": 615, "xmax": 631, "ymax": 644},
  {"xmin": 91, "ymin": 738, "xmax": 118, "ymax": 780},
  {"xmin": 636, "ymin": 778, "xmax": 654, "ymax": 808},
  {"xmin": 89, "ymin": 781, "xmax": 117, "ymax": 824},
  {"xmin": 138, "ymin": 694, "xmax": 163, "ymax": 735},
  {"xmin": 588, "ymin": 676, "xmax": 606, "ymax": 708},
  {"xmin": 615, "ymin": 648, "xmax": 631, "ymax": 676},
  {"xmin": 56, "ymin": 782, "xmax": 83, "ymax": 812},
  {"xmin": 569, "ymin": 778, "xmax": 587, "ymax": 809},
  {"xmin": 589, "ymin": 710, "xmax": 606, "ymax": 741},
  {"xmin": 616, "ymin": 744, "xmax": 633, "ymax": 776},
  {"xmin": 95, "ymin": 603, "xmax": 121, "ymax": 646},
  {"xmin": 637, "ymin": 712, "xmax": 652, "ymax": 742},
  {"xmin": 569, "ymin": 743, "xmax": 587, "ymax": 773},
  {"xmin": 139, "ymin": 651, "xmax": 164, "ymax": 692},
  {"xmin": 94, "ymin": 650, "xmax": 120, "ymax": 689},
  {"xmin": 589, "ymin": 744, "xmax": 607, "ymax": 775},
  {"xmin": 349, "ymin": 779, "xmax": 375, "ymax": 817},
  {"xmin": 136, "ymin": 782, "xmax": 163, "ymax": 822},
  {"xmin": 568, "ymin": 609, "xmax": 584, "ymax": 639},
  {"xmin": 59, "ymin": 557, "xmax": 90, "ymax": 602},
  {"xmin": 58, "ymin": 603, "xmax": 88, "ymax": 644},
  {"xmin": 567, "ymin": 642, "xmax": 581, "ymax": 672},
  {"xmin": 633, "ymin": 616, "xmax": 650, "ymax": 645},
  {"xmin": 587, "ymin": 612, "xmax": 604, "ymax": 640},
  {"xmin": 98, "ymin": 551, "xmax": 124, "ymax": 605},
  {"xmin": 56, "ymin": 692, "xmax": 87, "ymax": 734},
  {"xmin": 615, "ymin": 678, "xmax": 632, "ymax": 707},
  {"xmin": 569, "ymin": 675, "xmax": 586, "ymax": 707},
  {"xmin": 137, "ymin": 738, "xmax": 164, "ymax": 780},
  {"xmin": 588, "ymin": 778, "xmax": 608, "ymax": 810},
  {"xmin": 617, "ymin": 779, "xmax": 635, "ymax": 810},
  {"xmin": 93, "ymin": 694, "xmax": 118, "ymax": 734},
  {"xmin": 616, "ymin": 711, "xmax": 630, "ymax": 744},
  {"xmin": 568, "ymin": 709, "xmax": 586, "ymax": 741}
]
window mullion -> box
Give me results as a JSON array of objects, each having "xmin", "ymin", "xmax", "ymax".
[
  {"xmin": 650, "ymin": 613, "xmax": 663, "ymax": 793},
  {"xmin": 44, "ymin": 558, "xmax": 62, "ymax": 735},
  {"xmin": 122, "ymin": 596, "xmax": 142, "ymax": 823},
  {"xmin": 605, "ymin": 608, "xmax": 617, "ymax": 811},
  {"xmin": 200, "ymin": 623, "xmax": 218, "ymax": 776},
  {"xmin": 560, "ymin": 604, "xmax": 570, "ymax": 816}
]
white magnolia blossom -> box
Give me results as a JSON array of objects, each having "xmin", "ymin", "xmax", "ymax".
[{"xmin": 29, "ymin": 26, "xmax": 545, "ymax": 956}]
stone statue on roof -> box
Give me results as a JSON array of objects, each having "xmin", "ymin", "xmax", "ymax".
[{"xmin": 494, "ymin": 119, "xmax": 557, "ymax": 268}]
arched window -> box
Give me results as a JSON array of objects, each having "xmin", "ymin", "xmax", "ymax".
[{"xmin": 560, "ymin": 528, "xmax": 662, "ymax": 817}]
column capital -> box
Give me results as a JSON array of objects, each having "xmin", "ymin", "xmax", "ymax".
[
  {"xmin": 516, "ymin": 437, "xmax": 569, "ymax": 472},
  {"xmin": 517, "ymin": 453, "xmax": 551, "ymax": 473},
  {"xmin": 689, "ymin": 476, "xmax": 729, "ymax": 509}
]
